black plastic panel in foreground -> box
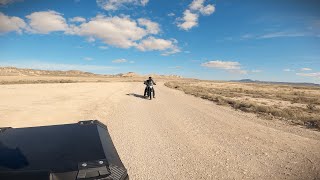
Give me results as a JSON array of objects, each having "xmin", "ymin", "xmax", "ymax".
[{"xmin": 0, "ymin": 120, "xmax": 128, "ymax": 180}]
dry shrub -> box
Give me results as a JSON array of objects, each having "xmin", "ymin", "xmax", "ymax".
[{"xmin": 165, "ymin": 81, "xmax": 320, "ymax": 130}]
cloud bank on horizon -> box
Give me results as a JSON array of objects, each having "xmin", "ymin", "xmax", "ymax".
[{"xmin": 0, "ymin": 0, "xmax": 319, "ymax": 82}]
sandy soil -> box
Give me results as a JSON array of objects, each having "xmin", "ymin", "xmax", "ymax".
[{"xmin": 1, "ymin": 82, "xmax": 320, "ymax": 179}]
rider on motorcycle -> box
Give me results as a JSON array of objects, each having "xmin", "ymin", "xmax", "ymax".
[{"xmin": 144, "ymin": 77, "xmax": 156, "ymax": 98}]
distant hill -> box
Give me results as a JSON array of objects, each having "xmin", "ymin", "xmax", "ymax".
[
  {"xmin": 0, "ymin": 67, "xmax": 99, "ymax": 77},
  {"xmin": 116, "ymin": 72, "xmax": 182, "ymax": 78},
  {"xmin": 0, "ymin": 67, "xmax": 182, "ymax": 79},
  {"xmin": 233, "ymin": 79, "xmax": 320, "ymax": 87},
  {"xmin": 116, "ymin": 72, "xmax": 141, "ymax": 77}
]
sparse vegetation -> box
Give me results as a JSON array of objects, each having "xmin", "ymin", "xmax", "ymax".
[
  {"xmin": 165, "ymin": 80, "xmax": 320, "ymax": 130},
  {"xmin": 0, "ymin": 79, "xmax": 78, "ymax": 85}
]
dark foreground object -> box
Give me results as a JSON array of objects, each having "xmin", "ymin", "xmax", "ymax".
[{"xmin": 0, "ymin": 120, "xmax": 129, "ymax": 180}]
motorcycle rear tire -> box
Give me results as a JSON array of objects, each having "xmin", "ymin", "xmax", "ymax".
[{"xmin": 149, "ymin": 89, "xmax": 152, "ymax": 100}]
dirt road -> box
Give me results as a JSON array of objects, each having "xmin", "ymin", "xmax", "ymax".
[{"xmin": 1, "ymin": 82, "xmax": 320, "ymax": 179}]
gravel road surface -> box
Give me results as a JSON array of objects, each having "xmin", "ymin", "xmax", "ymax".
[{"xmin": 0, "ymin": 82, "xmax": 319, "ymax": 179}]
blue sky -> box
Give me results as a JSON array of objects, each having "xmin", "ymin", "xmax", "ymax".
[{"xmin": 0, "ymin": 0, "xmax": 320, "ymax": 83}]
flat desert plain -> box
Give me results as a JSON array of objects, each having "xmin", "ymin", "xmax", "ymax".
[{"xmin": 1, "ymin": 80, "xmax": 320, "ymax": 179}]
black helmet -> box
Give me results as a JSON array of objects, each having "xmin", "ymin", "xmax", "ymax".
[{"xmin": 149, "ymin": 77, "xmax": 152, "ymax": 79}]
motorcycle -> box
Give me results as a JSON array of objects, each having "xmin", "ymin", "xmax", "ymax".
[{"xmin": 146, "ymin": 85, "xmax": 154, "ymax": 100}]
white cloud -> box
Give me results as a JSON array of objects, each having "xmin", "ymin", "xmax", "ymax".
[
  {"xmin": 296, "ymin": 72, "xmax": 320, "ymax": 78},
  {"xmin": 136, "ymin": 36, "xmax": 180, "ymax": 55},
  {"xmin": 99, "ymin": 46, "xmax": 108, "ymax": 50},
  {"xmin": 138, "ymin": 18, "xmax": 160, "ymax": 34},
  {"xmin": 140, "ymin": 0, "xmax": 148, "ymax": 6},
  {"xmin": 242, "ymin": 31, "xmax": 319, "ymax": 40},
  {"xmin": 84, "ymin": 57, "xmax": 93, "ymax": 61},
  {"xmin": 97, "ymin": 0, "xmax": 149, "ymax": 11},
  {"xmin": 86, "ymin": 37, "xmax": 95, "ymax": 43},
  {"xmin": 177, "ymin": 10, "xmax": 199, "ymax": 30},
  {"xmin": 251, "ymin": 70, "xmax": 262, "ymax": 73},
  {"xmin": 201, "ymin": 60, "xmax": 248, "ymax": 74},
  {"xmin": 168, "ymin": 13, "xmax": 175, "ymax": 17},
  {"xmin": 136, "ymin": 37, "xmax": 173, "ymax": 51},
  {"xmin": 26, "ymin": 10, "xmax": 68, "ymax": 34},
  {"xmin": 129, "ymin": 61, "xmax": 135, "ymax": 63},
  {"xmin": 1, "ymin": 10, "xmax": 180, "ymax": 55},
  {"xmin": 300, "ymin": 67, "xmax": 312, "ymax": 71},
  {"xmin": 161, "ymin": 47, "xmax": 181, "ymax": 56},
  {"xmin": 229, "ymin": 69, "xmax": 248, "ymax": 75},
  {"xmin": 283, "ymin": 68, "xmax": 293, "ymax": 72},
  {"xmin": 65, "ymin": 24, "xmax": 80, "ymax": 35},
  {"xmin": 189, "ymin": 0, "xmax": 203, "ymax": 11},
  {"xmin": 258, "ymin": 31, "xmax": 308, "ymax": 39},
  {"xmin": 0, "ymin": 0, "xmax": 22, "ymax": 6},
  {"xmin": 0, "ymin": 12, "xmax": 26, "ymax": 34},
  {"xmin": 69, "ymin": 16, "xmax": 86, "ymax": 23},
  {"xmin": 76, "ymin": 15, "xmax": 146, "ymax": 48},
  {"xmin": 201, "ymin": 60, "xmax": 241, "ymax": 70},
  {"xmin": 190, "ymin": 0, "xmax": 215, "ymax": 15},
  {"xmin": 199, "ymin": 4, "xmax": 215, "ymax": 15},
  {"xmin": 68, "ymin": 15, "xmax": 179, "ymax": 54},
  {"xmin": 177, "ymin": 0, "xmax": 215, "ymax": 30},
  {"xmin": 112, "ymin": 58, "xmax": 127, "ymax": 63}
]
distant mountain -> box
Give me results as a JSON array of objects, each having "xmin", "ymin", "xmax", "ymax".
[
  {"xmin": 237, "ymin": 79, "xmax": 255, "ymax": 82},
  {"xmin": 232, "ymin": 79, "xmax": 320, "ymax": 87}
]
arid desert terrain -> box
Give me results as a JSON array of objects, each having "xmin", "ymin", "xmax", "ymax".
[{"xmin": 1, "ymin": 67, "xmax": 320, "ymax": 179}]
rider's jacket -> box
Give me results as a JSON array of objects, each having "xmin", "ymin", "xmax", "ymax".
[{"xmin": 144, "ymin": 79, "xmax": 156, "ymax": 86}]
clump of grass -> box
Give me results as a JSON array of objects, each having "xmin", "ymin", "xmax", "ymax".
[
  {"xmin": 307, "ymin": 104, "xmax": 317, "ymax": 111},
  {"xmin": 165, "ymin": 81, "xmax": 320, "ymax": 130}
]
